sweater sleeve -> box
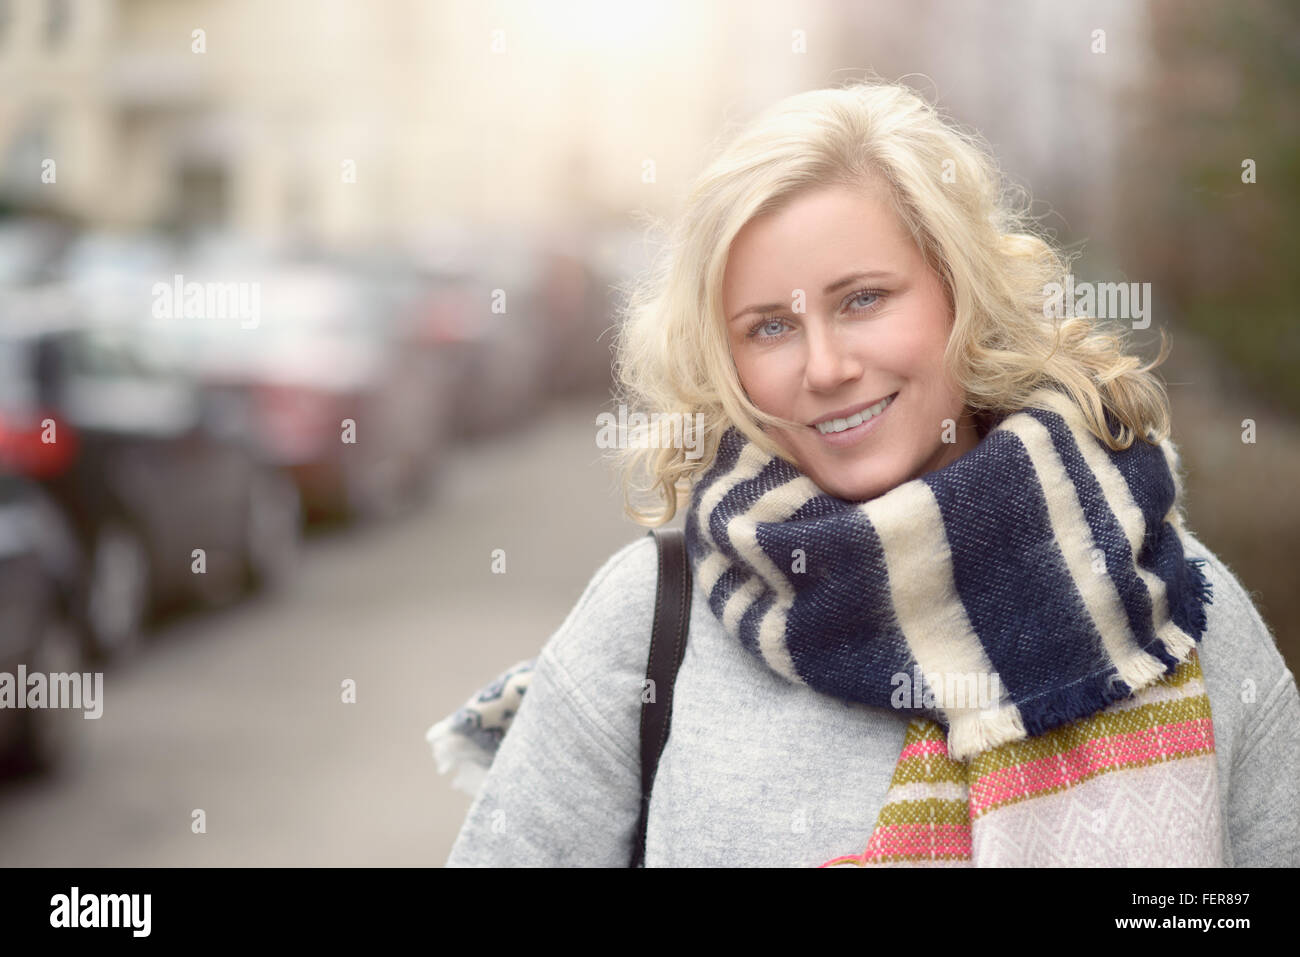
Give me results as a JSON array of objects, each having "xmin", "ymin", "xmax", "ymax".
[
  {"xmin": 1200, "ymin": 547, "xmax": 1300, "ymax": 867},
  {"xmin": 1229, "ymin": 664, "xmax": 1300, "ymax": 867},
  {"xmin": 443, "ymin": 536, "xmax": 656, "ymax": 867}
]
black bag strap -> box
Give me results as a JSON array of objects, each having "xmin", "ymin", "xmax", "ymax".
[{"xmin": 630, "ymin": 526, "xmax": 692, "ymax": 868}]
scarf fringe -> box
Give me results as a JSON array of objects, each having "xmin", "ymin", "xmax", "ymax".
[
  {"xmin": 1181, "ymin": 556, "xmax": 1215, "ymax": 638},
  {"xmin": 946, "ymin": 705, "xmax": 1027, "ymax": 762},
  {"xmin": 947, "ymin": 555, "xmax": 1215, "ymax": 762}
]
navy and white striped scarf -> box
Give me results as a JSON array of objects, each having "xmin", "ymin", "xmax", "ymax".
[{"xmin": 685, "ymin": 386, "xmax": 1214, "ymax": 761}]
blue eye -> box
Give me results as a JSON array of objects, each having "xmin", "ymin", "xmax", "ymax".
[
  {"xmin": 743, "ymin": 288, "xmax": 886, "ymax": 341},
  {"xmin": 849, "ymin": 289, "xmax": 881, "ymax": 310},
  {"xmin": 746, "ymin": 317, "xmax": 790, "ymax": 340}
]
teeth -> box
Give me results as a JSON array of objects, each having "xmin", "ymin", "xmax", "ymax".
[{"xmin": 816, "ymin": 394, "xmax": 894, "ymax": 434}]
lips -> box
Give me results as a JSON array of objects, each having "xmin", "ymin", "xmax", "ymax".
[{"xmin": 808, "ymin": 392, "xmax": 898, "ymax": 429}]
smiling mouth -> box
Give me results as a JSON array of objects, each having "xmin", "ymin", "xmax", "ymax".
[{"xmin": 809, "ymin": 392, "xmax": 899, "ymax": 435}]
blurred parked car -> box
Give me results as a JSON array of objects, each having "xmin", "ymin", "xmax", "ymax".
[
  {"xmin": 0, "ymin": 470, "xmax": 87, "ymax": 775},
  {"xmin": 0, "ymin": 292, "xmax": 301, "ymax": 660},
  {"xmin": 533, "ymin": 237, "xmax": 620, "ymax": 398},
  {"xmin": 401, "ymin": 230, "xmax": 551, "ymax": 439},
  {"xmin": 0, "ymin": 216, "xmax": 73, "ymax": 289},
  {"xmin": 138, "ymin": 263, "xmax": 447, "ymax": 521},
  {"xmin": 295, "ymin": 248, "xmax": 460, "ymax": 490},
  {"xmin": 57, "ymin": 229, "xmax": 175, "ymax": 299}
]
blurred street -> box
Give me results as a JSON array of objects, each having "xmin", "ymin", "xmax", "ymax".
[{"xmin": 0, "ymin": 392, "xmax": 642, "ymax": 866}]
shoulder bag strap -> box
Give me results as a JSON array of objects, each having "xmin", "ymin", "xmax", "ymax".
[{"xmin": 630, "ymin": 526, "xmax": 692, "ymax": 868}]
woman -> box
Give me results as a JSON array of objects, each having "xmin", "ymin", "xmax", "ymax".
[{"xmin": 430, "ymin": 78, "xmax": 1299, "ymax": 867}]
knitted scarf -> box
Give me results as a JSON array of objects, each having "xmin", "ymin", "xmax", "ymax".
[{"xmin": 686, "ymin": 386, "xmax": 1221, "ymax": 866}]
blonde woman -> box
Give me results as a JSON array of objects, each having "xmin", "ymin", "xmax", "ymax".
[{"xmin": 430, "ymin": 78, "xmax": 1299, "ymax": 867}]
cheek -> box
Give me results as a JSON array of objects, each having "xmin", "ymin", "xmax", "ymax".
[
  {"xmin": 732, "ymin": 345, "xmax": 801, "ymax": 414},
  {"xmin": 893, "ymin": 324, "xmax": 963, "ymax": 425},
  {"xmin": 880, "ymin": 307, "xmax": 951, "ymax": 378}
]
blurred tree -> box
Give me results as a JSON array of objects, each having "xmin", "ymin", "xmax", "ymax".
[{"xmin": 1117, "ymin": 0, "xmax": 1300, "ymax": 414}]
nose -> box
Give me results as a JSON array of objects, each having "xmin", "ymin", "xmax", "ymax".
[{"xmin": 802, "ymin": 315, "xmax": 863, "ymax": 393}]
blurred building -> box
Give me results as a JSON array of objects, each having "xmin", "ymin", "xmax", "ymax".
[
  {"xmin": 0, "ymin": 0, "xmax": 848, "ymax": 249},
  {"xmin": 1, "ymin": 0, "xmax": 429, "ymax": 245}
]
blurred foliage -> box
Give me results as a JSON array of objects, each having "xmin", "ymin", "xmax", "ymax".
[{"xmin": 1117, "ymin": 0, "xmax": 1300, "ymax": 414}]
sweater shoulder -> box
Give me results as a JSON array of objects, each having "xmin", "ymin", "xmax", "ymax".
[
  {"xmin": 1177, "ymin": 529, "xmax": 1298, "ymax": 751},
  {"xmin": 539, "ymin": 533, "xmax": 660, "ymax": 715},
  {"xmin": 1179, "ymin": 529, "xmax": 1300, "ymax": 865}
]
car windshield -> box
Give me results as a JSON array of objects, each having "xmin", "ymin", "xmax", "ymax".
[
  {"xmin": 62, "ymin": 233, "xmax": 172, "ymax": 280},
  {"xmin": 62, "ymin": 327, "xmax": 158, "ymax": 378},
  {"xmin": 135, "ymin": 270, "xmax": 383, "ymax": 378},
  {"xmin": 0, "ymin": 227, "xmax": 47, "ymax": 285}
]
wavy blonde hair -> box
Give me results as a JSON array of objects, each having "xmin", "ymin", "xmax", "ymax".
[{"xmin": 608, "ymin": 75, "xmax": 1172, "ymax": 527}]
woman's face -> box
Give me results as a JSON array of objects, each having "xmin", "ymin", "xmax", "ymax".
[{"xmin": 722, "ymin": 181, "xmax": 981, "ymax": 502}]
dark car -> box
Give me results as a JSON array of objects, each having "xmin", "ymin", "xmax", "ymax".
[
  {"xmin": 0, "ymin": 470, "xmax": 87, "ymax": 774},
  {"xmin": 141, "ymin": 263, "xmax": 448, "ymax": 522},
  {"xmin": 0, "ymin": 295, "xmax": 301, "ymax": 661},
  {"xmin": 394, "ymin": 232, "xmax": 550, "ymax": 439}
]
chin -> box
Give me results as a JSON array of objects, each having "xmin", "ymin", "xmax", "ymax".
[
  {"xmin": 781, "ymin": 435, "xmax": 910, "ymax": 502},
  {"xmin": 812, "ymin": 463, "xmax": 900, "ymax": 503}
]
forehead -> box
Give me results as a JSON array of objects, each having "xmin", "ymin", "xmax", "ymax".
[{"xmin": 722, "ymin": 183, "xmax": 912, "ymax": 299}]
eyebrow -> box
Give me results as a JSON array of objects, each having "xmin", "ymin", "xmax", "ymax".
[{"xmin": 728, "ymin": 269, "xmax": 901, "ymax": 324}]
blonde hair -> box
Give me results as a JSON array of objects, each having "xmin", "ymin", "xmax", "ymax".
[{"xmin": 608, "ymin": 75, "xmax": 1172, "ymax": 527}]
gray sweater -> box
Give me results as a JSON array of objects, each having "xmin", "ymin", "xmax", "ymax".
[{"xmin": 445, "ymin": 529, "xmax": 1300, "ymax": 867}]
